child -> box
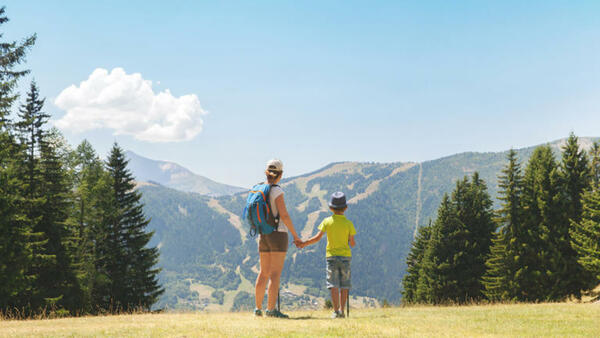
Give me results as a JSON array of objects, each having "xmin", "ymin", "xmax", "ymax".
[{"xmin": 299, "ymin": 191, "xmax": 356, "ymax": 318}]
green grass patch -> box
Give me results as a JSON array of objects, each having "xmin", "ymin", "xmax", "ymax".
[{"xmin": 1, "ymin": 303, "xmax": 599, "ymax": 337}]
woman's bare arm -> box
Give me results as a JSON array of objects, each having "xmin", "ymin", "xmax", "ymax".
[{"xmin": 275, "ymin": 194, "xmax": 301, "ymax": 243}]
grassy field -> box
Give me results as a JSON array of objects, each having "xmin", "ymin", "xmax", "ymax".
[{"xmin": 1, "ymin": 303, "xmax": 599, "ymax": 337}]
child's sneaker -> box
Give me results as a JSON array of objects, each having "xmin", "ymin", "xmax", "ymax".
[
  {"xmin": 265, "ymin": 309, "xmax": 289, "ymax": 318},
  {"xmin": 254, "ymin": 308, "xmax": 262, "ymax": 317}
]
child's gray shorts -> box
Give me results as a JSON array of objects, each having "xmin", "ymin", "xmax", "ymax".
[{"xmin": 326, "ymin": 256, "xmax": 351, "ymax": 289}]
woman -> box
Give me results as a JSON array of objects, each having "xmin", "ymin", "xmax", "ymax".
[{"xmin": 254, "ymin": 159, "xmax": 302, "ymax": 318}]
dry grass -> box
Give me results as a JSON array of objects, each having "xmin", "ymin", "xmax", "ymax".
[{"xmin": 1, "ymin": 303, "xmax": 599, "ymax": 337}]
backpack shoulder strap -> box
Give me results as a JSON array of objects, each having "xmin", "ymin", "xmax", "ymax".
[
  {"xmin": 266, "ymin": 184, "xmax": 281, "ymax": 227},
  {"xmin": 266, "ymin": 184, "xmax": 280, "ymax": 200}
]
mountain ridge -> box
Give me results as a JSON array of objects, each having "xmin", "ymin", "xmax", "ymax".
[
  {"xmin": 130, "ymin": 136, "xmax": 597, "ymax": 198},
  {"xmin": 253, "ymin": 136, "xmax": 598, "ymax": 194},
  {"xmin": 125, "ymin": 150, "xmax": 245, "ymax": 196}
]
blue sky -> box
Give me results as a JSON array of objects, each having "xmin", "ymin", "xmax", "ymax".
[{"xmin": 3, "ymin": 1, "xmax": 600, "ymax": 187}]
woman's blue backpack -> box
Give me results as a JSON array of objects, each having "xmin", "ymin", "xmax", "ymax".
[{"xmin": 243, "ymin": 183, "xmax": 280, "ymax": 236}]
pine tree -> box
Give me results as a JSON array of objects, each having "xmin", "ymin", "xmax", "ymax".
[
  {"xmin": 416, "ymin": 173, "xmax": 494, "ymax": 305},
  {"xmin": 14, "ymin": 84, "xmax": 82, "ymax": 314},
  {"xmin": 90, "ymin": 172, "xmax": 117, "ymax": 311},
  {"xmin": 561, "ymin": 134, "xmax": 591, "ymax": 224},
  {"xmin": 101, "ymin": 144, "xmax": 163, "ymax": 311},
  {"xmin": 569, "ymin": 140, "xmax": 600, "ymax": 292},
  {"xmin": 570, "ymin": 188, "xmax": 600, "ymax": 288},
  {"xmin": 0, "ymin": 6, "xmax": 39, "ymax": 311},
  {"xmin": 12, "ymin": 82, "xmax": 53, "ymax": 312},
  {"xmin": 559, "ymin": 133, "xmax": 591, "ymax": 298},
  {"xmin": 483, "ymin": 150, "xmax": 524, "ymax": 301},
  {"xmin": 519, "ymin": 145, "xmax": 566, "ymax": 301},
  {"xmin": 32, "ymin": 132, "xmax": 82, "ymax": 313},
  {"xmin": 402, "ymin": 221, "xmax": 432, "ymax": 303},
  {"xmin": 14, "ymin": 83, "xmax": 47, "ymax": 221},
  {"xmin": 454, "ymin": 172, "xmax": 496, "ymax": 301},
  {"xmin": 69, "ymin": 140, "xmax": 108, "ymax": 313},
  {"xmin": 416, "ymin": 195, "xmax": 457, "ymax": 304}
]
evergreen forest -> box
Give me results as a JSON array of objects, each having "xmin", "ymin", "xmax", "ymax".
[
  {"xmin": 0, "ymin": 8, "xmax": 162, "ymax": 316},
  {"xmin": 402, "ymin": 135, "xmax": 600, "ymax": 303}
]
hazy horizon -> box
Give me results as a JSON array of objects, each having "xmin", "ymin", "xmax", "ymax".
[{"xmin": 129, "ymin": 135, "xmax": 599, "ymax": 188}]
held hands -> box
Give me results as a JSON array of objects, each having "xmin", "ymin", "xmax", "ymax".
[{"xmin": 293, "ymin": 236, "xmax": 305, "ymax": 249}]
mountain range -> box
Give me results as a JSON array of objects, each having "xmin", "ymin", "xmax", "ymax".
[
  {"xmin": 130, "ymin": 137, "xmax": 598, "ymax": 311},
  {"xmin": 126, "ymin": 150, "xmax": 245, "ymax": 196}
]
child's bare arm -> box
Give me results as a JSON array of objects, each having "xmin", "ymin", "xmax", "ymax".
[
  {"xmin": 349, "ymin": 234, "xmax": 356, "ymax": 247},
  {"xmin": 301, "ymin": 231, "xmax": 324, "ymax": 248}
]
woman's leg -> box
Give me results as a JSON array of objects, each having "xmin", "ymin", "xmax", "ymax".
[
  {"xmin": 266, "ymin": 251, "xmax": 286, "ymax": 310},
  {"xmin": 255, "ymin": 252, "xmax": 271, "ymax": 309},
  {"xmin": 330, "ymin": 287, "xmax": 340, "ymax": 311}
]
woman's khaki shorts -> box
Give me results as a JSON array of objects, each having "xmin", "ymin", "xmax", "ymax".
[{"xmin": 259, "ymin": 232, "xmax": 288, "ymax": 252}]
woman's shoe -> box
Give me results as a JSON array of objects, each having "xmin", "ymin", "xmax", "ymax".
[
  {"xmin": 265, "ymin": 309, "xmax": 289, "ymax": 318},
  {"xmin": 254, "ymin": 308, "xmax": 263, "ymax": 317},
  {"xmin": 331, "ymin": 311, "xmax": 345, "ymax": 319}
]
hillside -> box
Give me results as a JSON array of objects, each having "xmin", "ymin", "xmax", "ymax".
[
  {"xmin": 126, "ymin": 151, "xmax": 245, "ymax": 196},
  {"xmin": 138, "ymin": 137, "xmax": 598, "ymax": 310},
  {"xmin": 2, "ymin": 304, "xmax": 599, "ymax": 337}
]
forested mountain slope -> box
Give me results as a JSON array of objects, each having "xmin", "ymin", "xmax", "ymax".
[{"xmin": 137, "ymin": 137, "xmax": 598, "ymax": 309}]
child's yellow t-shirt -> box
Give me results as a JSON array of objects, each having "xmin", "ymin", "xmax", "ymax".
[{"xmin": 318, "ymin": 214, "xmax": 356, "ymax": 257}]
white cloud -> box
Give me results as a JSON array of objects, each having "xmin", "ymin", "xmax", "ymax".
[{"xmin": 54, "ymin": 67, "xmax": 207, "ymax": 142}]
